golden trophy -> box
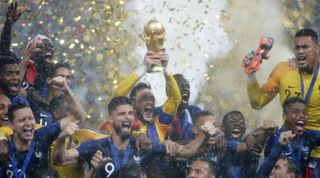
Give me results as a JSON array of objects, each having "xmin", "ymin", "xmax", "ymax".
[{"xmin": 143, "ymin": 19, "xmax": 165, "ymax": 72}]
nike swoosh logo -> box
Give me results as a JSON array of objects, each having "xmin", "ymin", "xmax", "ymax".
[
  {"xmin": 40, "ymin": 113, "xmax": 48, "ymax": 118},
  {"xmin": 285, "ymin": 152, "xmax": 291, "ymax": 156}
]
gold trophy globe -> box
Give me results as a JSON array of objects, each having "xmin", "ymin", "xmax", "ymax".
[{"xmin": 144, "ymin": 19, "xmax": 165, "ymax": 72}]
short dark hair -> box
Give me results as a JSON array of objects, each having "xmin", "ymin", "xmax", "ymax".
[
  {"xmin": 282, "ymin": 97, "xmax": 305, "ymax": 113},
  {"xmin": 278, "ymin": 155, "xmax": 297, "ymax": 175},
  {"xmin": 295, "ymin": 28, "xmax": 318, "ymax": 44},
  {"xmin": 49, "ymin": 94, "xmax": 68, "ymax": 118},
  {"xmin": 7, "ymin": 103, "xmax": 30, "ymax": 122},
  {"xmin": 108, "ymin": 96, "xmax": 132, "ymax": 115},
  {"xmin": 173, "ymin": 73, "xmax": 189, "ymax": 89},
  {"xmin": 0, "ymin": 56, "xmax": 16, "ymax": 72},
  {"xmin": 192, "ymin": 110, "xmax": 214, "ymax": 127},
  {"xmin": 222, "ymin": 110, "xmax": 245, "ymax": 126},
  {"xmin": 129, "ymin": 82, "xmax": 151, "ymax": 100},
  {"xmin": 118, "ymin": 162, "xmax": 146, "ymax": 178},
  {"xmin": 48, "ymin": 62, "xmax": 71, "ymax": 78},
  {"xmin": 190, "ymin": 156, "xmax": 216, "ymax": 176},
  {"xmin": 173, "ymin": 73, "xmax": 187, "ymax": 83}
]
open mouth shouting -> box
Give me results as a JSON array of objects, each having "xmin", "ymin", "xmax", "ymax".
[
  {"xmin": 181, "ymin": 93, "xmax": 189, "ymax": 105},
  {"xmin": 142, "ymin": 106, "xmax": 153, "ymax": 122},
  {"xmin": 297, "ymin": 56, "xmax": 307, "ymax": 68},
  {"xmin": 295, "ymin": 120, "xmax": 305, "ymax": 134},
  {"xmin": 8, "ymin": 80, "xmax": 20, "ymax": 94},
  {"xmin": 231, "ymin": 128, "xmax": 242, "ymax": 139},
  {"xmin": 121, "ymin": 121, "xmax": 132, "ymax": 132}
]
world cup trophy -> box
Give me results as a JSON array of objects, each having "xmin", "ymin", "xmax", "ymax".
[{"xmin": 143, "ymin": 19, "xmax": 165, "ymax": 72}]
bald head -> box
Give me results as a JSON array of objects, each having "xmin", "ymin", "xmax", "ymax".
[{"xmin": 0, "ymin": 94, "xmax": 11, "ymax": 126}]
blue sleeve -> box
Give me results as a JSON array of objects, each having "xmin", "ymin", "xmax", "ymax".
[
  {"xmin": 76, "ymin": 139, "xmax": 101, "ymax": 162},
  {"xmin": 264, "ymin": 135, "xmax": 276, "ymax": 157},
  {"xmin": 187, "ymin": 105, "xmax": 201, "ymax": 116},
  {"xmin": 255, "ymin": 142, "xmax": 285, "ymax": 178},
  {"xmin": 304, "ymin": 130, "xmax": 320, "ymax": 147},
  {"xmin": 226, "ymin": 140, "xmax": 238, "ymax": 155},
  {"xmin": 153, "ymin": 107, "xmax": 162, "ymax": 117},
  {"xmin": 35, "ymin": 122, "xmax": 61, "ymax": 146},
  {"xmin": 158, "ymin": 111, "xmax": 174, "ymax": 125}
]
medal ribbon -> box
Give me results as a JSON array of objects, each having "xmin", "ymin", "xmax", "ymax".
[
  {"xmin": 109, "ymin": 137, "xmax": 131, "ymax": 172},
  {"xmin": 299, "ymin": 63, "xmax": 319, "ymax": 103},
  {"xmin": 9, "ymin": 139, "xmax": 35, "ymax": 178}
]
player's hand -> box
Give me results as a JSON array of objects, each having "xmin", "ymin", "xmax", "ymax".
[
  {"xmin": 242, "ymin": 53, "xmax": 255, "ymax": 67},
  {"xmin": 48, "ymin": 76, "xmax": 68, "ymax": 92},
  {"xmin": 136, "ymin": 133, "xmax": 152, "ymax": 154},
  {"xmin": 6, "ymin": 2, "xmax": 22, "ymax": 23},
  {"xmin": 59, "ymin": 122, "xmax": 79, "ymax": 138},
  {"xmin": 287, "ymin": 57, "xmax": 297, "ymax": 69},
  {"xmin": 164, "ymin": 139, "xmax": 179, "ymax": 157},
  {"xmin": 158, "ymin": 49, "xmax": 168, "ymax": 68},
  {"xmin": 143, "ymin": 51, "xmax": 162, "ymax": 70},
  {"xmin": 214, "ymin": 135, "xmax": 227, "ymax": 155},
  {"xmin": 279, "ymin": 131, "xmax": 295, "ymax": 145},
  {"xmin": 90, "ymin": 150, "xmax": 112, "ymax": 170},
  {"xmin": 263, "ymin": 119, "xmax": 278, "ymax": 134}
]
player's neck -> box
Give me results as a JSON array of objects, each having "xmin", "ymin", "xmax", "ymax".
[
  {"xmin": 13, "ymin": 134, "xmax": 32, "ymax": 151},
  {"xmin": 111, "ymin": 133, "xmax": 130, "ymax": 150},
  {"xmin": 302, "ymin": 60, "xmax": 319, "ymax": 75},
  {"xmin": 138, "ymin": 119, "xmax": 149, "ymax": 128}
]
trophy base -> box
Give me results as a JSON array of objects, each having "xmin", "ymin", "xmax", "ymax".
[{"xmin": 147, "ymin": 64, "xmax": 164, "ymax": 73}]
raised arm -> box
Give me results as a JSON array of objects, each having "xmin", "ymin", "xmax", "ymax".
[
  {"xmin": 111, "ymin": 51, "xmax": 161, "ymax": 98},
  {"xmin": 0, "ymin": 2, "xmax": 22, "ymax": 56},
  {"xmin": 247, "ymin": 73, "xmax": 275, "ymax": 109},
  {"xmin": 243, "ymin": 53, "xmax": 286, "ymax": 110},
  {"xmin": 255, "ymin": 131, "xmax": 293, "ymax": 178},
  {"xmin": 162, "ymin": 72, "xmax": 182, "ymax": 114}
]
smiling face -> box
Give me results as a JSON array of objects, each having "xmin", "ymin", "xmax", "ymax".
[
  {"xmin": 223, "ymin": 112, "xmax": 246, "ymax": 141},
  {"xmin": 294, "ymin": 36, "xmax": 319, "ymax": 73},
  {"xmin": 0, "ymin": 64, "xmax": 21, "ymax": 96},
  {"xmin": 283, "ymin": 102, "xmax": 307, "ymax": 136},
  {"xmin": 11, "ymin": 107, "xmax": 36, "ymax": 142},
  {"xmin": 132, "ymin": 88, "xmax": 155, "ymax": 123},
  {"xmin": 29, "ymin": 38, "xmax": 54, "ymax": 72},
  {"xmin": 0, "ymin": 94, "xmax": 11, "ymax": 127},
  {"xmin": 110, "ymin": 104, "xmax": 134, "ymax": 140}
]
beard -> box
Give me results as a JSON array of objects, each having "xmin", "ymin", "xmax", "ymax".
[{"xmin": 114, "ymin": 124, "xmax": 131, "ymax": 141}]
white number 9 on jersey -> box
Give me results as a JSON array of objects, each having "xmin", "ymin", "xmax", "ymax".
[{"xmin": 105, "ymin": 162, "xmax": 115, "ymax": 177}]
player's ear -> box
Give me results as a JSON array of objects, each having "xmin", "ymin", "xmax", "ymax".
[
  {"xmin": 282, "ymin": 112, "xmax": 287, "ymax": 121},
  {"xmin": 192, "ymin": 126, "xmax": 198, "ymax": 135},
  {"xmin": 108, "ymin": 116, "xmax": 113, "ymax": 124}
]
